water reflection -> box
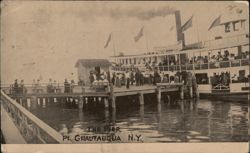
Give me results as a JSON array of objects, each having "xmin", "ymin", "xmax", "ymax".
[{"xmin": 28, "ymin": 97, "xmax": 248, "ymax": 143}]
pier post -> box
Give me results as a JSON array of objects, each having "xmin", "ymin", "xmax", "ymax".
[
  {"xmin": 109, "ymin": 83, "xmax": 116, "ymax": 109},
  {"xmin": 180, "ymin": 86, "xmax": 184, "ymax": 100},
  {"xmin": 189, "ymin": 86, "xmax": 193, "ymax": 98},
  {"xmin": 157, "ymin": 87, "xmax": 161, "ymax": 103},
  {"xmin": 30, "ymin": 96, "xmax": 37, "ymax": 109},
  {"xmin": 139, "ymin": 92, "xmax": 144, "ymax": 105},
  {"xmin": 78, "ymin": 96, "xmax": 84, "ymax": 110},
  {"xmin": 139, "ymin": 105, "xmax": 144, "ymax": 122},
  {"xmin": 42, "ymin": 98, "xmax": 46, "ymax": 107},
  {"xmin": 111, "ymin": 96, "xmax": 116, "ymax": 109},
  {"xmin": 196, "ymin": 87, "xmax": 200, "ymax": 99},
  {"xmin": 104, "ymin": 98, "xmax": 109, "ymax": 109},
  {"xmin": 112, "ymin": 109, "xmax": 116, "ymax": 123}
]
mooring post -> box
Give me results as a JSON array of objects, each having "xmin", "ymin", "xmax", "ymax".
[
  {"xmin": 180, "ymin": 85, "xmax": 184, "ymax": 100},
  {"xmin": 157, "ymin": 87, "xmax": 161, "ymax": 103},
  {"xmin": 78, "ymin": 96, "xmax": 84, "ymax": 110},
  {"xmin": 139, "ymin": 92, "xmax": 144, "ymax": 105},
  {"xmin": 104, "ymin": 98, "xmax": 109, "ymax": 109}
]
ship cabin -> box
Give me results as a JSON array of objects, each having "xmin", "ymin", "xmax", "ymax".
[{"xmin": 75, "ymin": 59, "xmax": 111, "ymax": 85}]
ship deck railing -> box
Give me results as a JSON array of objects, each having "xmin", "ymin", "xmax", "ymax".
[{"xmin": 111, "ymin": 58, "xmax": 249, "ymax": 72}]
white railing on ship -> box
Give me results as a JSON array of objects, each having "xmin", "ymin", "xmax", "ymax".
[
  {"xmin": 112, "ymin": 58, "xmax": 249, "ymax": 72},
  {"xmin": 1, "ymin": 90, "xmax": 65, "ymax": 143}
]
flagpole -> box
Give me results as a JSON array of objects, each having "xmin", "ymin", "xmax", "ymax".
[
  {"xmin": 144, "ymin": 27, "xmax": 149, "ymax": 52},
  {"xmin": 112, "ymin": 33, "xmax": 116, "ymax": 56},
  {"xmin": 194, "ymin": 14, "xmax": 200, "ymax": 44}
]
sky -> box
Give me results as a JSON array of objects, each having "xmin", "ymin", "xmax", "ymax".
[{"xmin": 1, "ymin": 1, "xmax": 249, "ymax": 84}]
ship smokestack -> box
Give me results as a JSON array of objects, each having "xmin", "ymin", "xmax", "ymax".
[{"xmin": 174, "ymin": 10, "xmax": 185, "ymax": 48}]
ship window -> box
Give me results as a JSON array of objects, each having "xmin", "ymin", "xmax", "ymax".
[
  {"xmin": 225, "ymin": 23, "xmax": 230, "ymax": 33},
  {"xmin": 195, "ymin": 73, "xmax": 209, "ymax": 84},
  {"xmin": 233, "ymin": 21, "xmax": 239, "ymax": 31}
]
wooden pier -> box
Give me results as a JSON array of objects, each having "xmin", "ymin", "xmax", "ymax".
[
  {"xmin": 6, "ymin": 83, "xmax": 188, "ymax": 111},
  {"xmin": 1, "ymin": 83, "xmax": 192, "ymax": 143}
]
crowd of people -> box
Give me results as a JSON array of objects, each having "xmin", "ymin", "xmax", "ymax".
[
  {"xmin": 88, "ymin": 68, "xmax": 190, "ymax": 89},
  {"xmin": 114, "ymin": 49, "xmax": 249, "ymax": 72},
  {"xmin": 11, "ymin": 79, "xmax": 25, "ymax": 94}
]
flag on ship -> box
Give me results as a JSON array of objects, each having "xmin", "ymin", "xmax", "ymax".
[
  {"xmin": 180, "ymin": 15, "xmax": 193, "ymax": 32},
  {"xmin": 134, "ymin": 26, "xmax": 144, "ymax": 42},
  {"xmin": 208, "ymin": 15, "xmax": 221, "ymax": 31},
  {"xmin": 104, "ymin": 33, "xmax": 112, "ymax": 48}
]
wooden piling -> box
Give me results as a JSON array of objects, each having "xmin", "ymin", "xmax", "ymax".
[
  {"xmin": 78, "ymin": 97, "xmax": 84, "ymax": 110},
  {"xmin": 157, "ymin": 87, "xmax": 161, "ymax": 103},
  {"xmin": 111, "ymin": 96, "xmax": 116, "ymax": 109},
  {"xmin": 180, "ymin": 86, "xmax": 184, "ymax": 100},
  {"xmin": 104, "ymin": 98, "xmax": 109, "ymax": 108},
  {"xmin": 110, "ymin": 83, "xmax": 116, "ymax": 109},
  {"xmin": 30, "ymin": 96, "xmax": 37, "ymax": 109},
  {"xmin": 189, "ymin": 86, "xmax": 193, "ymax": 98},
  {"xmin": 42, "ymin": 98, "xmax": 46, "ymax": 107},
  {"xmin": 139, "ymin": 92, "xmax": 144, "ymax": 105}
]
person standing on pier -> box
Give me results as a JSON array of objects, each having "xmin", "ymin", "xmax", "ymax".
[
  {"xmin": 64, "ymin": 79, "xmax": 70, "ymax": 93},
  {"xmin": 20, "ymin": 80, "xmax": 25, "ymax": 94},
  {"xmin": 111, "ymin": 73, "xmax": 116, "ymax": 85},
  {"xmin": 13, "ymin": 79, "xmax": 18, "ymax": 94},
  {"xmin": 125, "ymin": 71, "xmax": 131, "ymax": 89}
]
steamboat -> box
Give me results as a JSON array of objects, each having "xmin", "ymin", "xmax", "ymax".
[{"xmin": 109, "ymin": 11, "xmax": 249, "ymax": 102}]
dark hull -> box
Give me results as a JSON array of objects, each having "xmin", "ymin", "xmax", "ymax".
[{"xmin": 200, "ymin": 92, "xmax": 249, "ymax": 102}]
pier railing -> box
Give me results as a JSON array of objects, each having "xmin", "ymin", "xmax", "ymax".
[{"xmin": 1, "ymin": 90, "xmax": 64, "ymax": 144}]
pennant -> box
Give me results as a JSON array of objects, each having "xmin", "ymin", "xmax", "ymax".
[
  {"xmin": 104, "ymin": 33, "xmax": 112, "ymax": 48},
  {"xmin": 134, "ymin": 26, "xmax": 144, "ymax": 42},
  {"xmin": 208, "ymin": 15, "xmax": 221, "ymax": 31},
  {"xmin": 181, "ymin": 15, "xmax": 193, "ymax": 32}
]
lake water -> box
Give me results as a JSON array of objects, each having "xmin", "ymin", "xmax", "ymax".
[{"xmin": 27, "ymin": 96, "xmax": 249, "ymax": 143}]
